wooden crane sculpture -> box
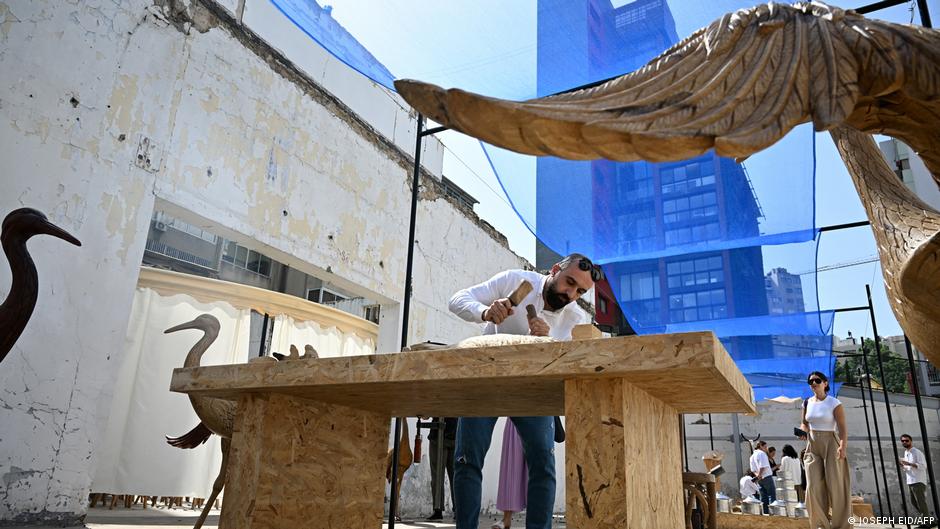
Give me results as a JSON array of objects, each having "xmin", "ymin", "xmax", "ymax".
[
  {"xmin": 1, "ymin": 208, "xmax": 81, "ymax": 363},
  {"xmin": 165, "ymin": 314, "xmax": 320, "ymax": 528},
  {"xmin": 395, "ymin": 2, "xmax": 940, "ymax": 367},
  {"xmin": 164, "ymin": 314, "xmax": 232, "ymax": 529}
]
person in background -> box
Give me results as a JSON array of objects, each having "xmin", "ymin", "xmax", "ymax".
[
  {"xmin": 739, "ymin": 470, "xmax": 760, "ymax": 501},
  {"xmin": 899, "ymin": 434, "xmax": 934, "ymax": 527},
  {"xmin": 493, "ymin": 420, "xmax": 527, "ymax": 529},
  {"xmin": 801, "ymin": 371, "xmax": 851, "ymax": 529},
  {"xmin": 749, "ymin": 440, "xmax": 776, "ymax": 514},
  {"xmin": 425, "ymin": 417, "xmax": 458, "ymax": 521},
  {"xmin": 768, "ymin": 446, "xmax": 780, "ymax": 476},
  {"xmin": 448, "ymin": 253, "xmax": 600, "ymax": 529},
  {"xmin": 780, "ymin": 445, "xmax": 803, "ymax": 501}
]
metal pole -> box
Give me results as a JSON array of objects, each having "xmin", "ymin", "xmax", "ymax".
[
  {"xmin": 732, "ymin": 413, "xmax": 743, "ymax": 484},
  {"xmin": 434, "ymin": 418, "xmax": 446, "ymax": 512},
  {"xmin": 681, "ymin": 415, "xmax": 690, "ymax": 472},
  {"xmin": 916, "ymin": 0, "xmax": 932, "ymax": 28},
  {"xmin": 257, "ymin": 313, "xmax": 269, "ymax": 357},
  {"xmin": 866, "ymin": 284, "xmax": 910, "ymax": 525},
  {"xmin": 708, "ymin": 414, "xmax": 715, "ymax": 451},
  {"xmin": 857, "ymin": 358, "xmax": 885, "ymax": 515},
  {"xmin": 388, "ymin": 114, "xmax": 426, "ymax": 528},
  {"xmin": 861, "ymin": 329, "xmax": 894, "ymax": 520},
  {"xmin": 903, "ymin": 336, "xmax": 940, "ymax": 522}
]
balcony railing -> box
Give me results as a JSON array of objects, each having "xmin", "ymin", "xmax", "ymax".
[{"xmin": 145, "ymin": 239, "xmax": 217, "ymax": 271}]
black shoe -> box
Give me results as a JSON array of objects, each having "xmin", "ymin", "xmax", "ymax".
[{"xmin": 426, "ymin": 510, "xmax": 443, "ymax": 521}]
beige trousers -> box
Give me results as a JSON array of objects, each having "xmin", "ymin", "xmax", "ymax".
[{"xmin": 804, "ymin": 430, "xmax": 852, "ymax": 529}]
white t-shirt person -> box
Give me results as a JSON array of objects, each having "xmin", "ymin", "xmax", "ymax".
[
  {"xmin": 740, "ymin": 474, "xmax": 760, "ymax": 499},
  {"xmin": 449, "ymin": 269, "xmax": 590, "ymax": 340},
  {"xmin": 780, "ymin": 455, "xmax": 802, "ymax": 483},
  {"xmin": 902, "ymin": 445, "xmax": 928, "ymax": 485},
  {"xmin": 804, "ymin": 395, "xmax": 843, "ymax": 431},
  {"xmin": 749, "ymin": 449, "xmax": 772, "ymax": 480}
]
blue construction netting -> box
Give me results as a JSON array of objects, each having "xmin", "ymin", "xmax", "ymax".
[{"xmin": 268, "ymin": 0, "xmax": 836, "ymax": 400}]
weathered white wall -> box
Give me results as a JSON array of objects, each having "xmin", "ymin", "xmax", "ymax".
[{"xmin": 0, "ymin": 0, "xmax": 524, "ymax": 523}]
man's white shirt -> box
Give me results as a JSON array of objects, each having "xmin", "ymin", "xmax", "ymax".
[
  {"xmin": 903, "ymin": 446, "xmax": 928, "ymax": 485},
  {"xmin": 449, "ymin": 269, "xmax": 590, "ymax": 340},
  {"xmin": 740, "ymin": 475, "xmax": 760, "ymax": 498},
  {"xmin": 749, "ymin": 450, "xmax": 772, "ymax": 480}
]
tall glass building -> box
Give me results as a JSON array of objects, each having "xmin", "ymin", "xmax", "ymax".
[{"xmin": 535, "ymin": 0, "xmax": 772, "ymax": 357}]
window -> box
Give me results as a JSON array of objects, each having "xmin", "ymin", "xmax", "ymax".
[
  {"xmin": 618, "ymin": 269, "xmax": 661, "ymax": 325},
  {"xmin": 598, "ymin": 296, "xmax": 609, "ymax": 315},
  {"xmin": 363, "ymin": 305, "xmax": 381, "ymax": 324},
  {"xmin": 222, "ymin": 241, "xmax": 272, "ymax": 277},
  {"xmin": 661, "ymin": 161, "xmax": 716, "ymax": 195},
  {"xmin": 307, "ymin": 288, "xmax": 348, "ymax": 304},
  {"xmin": 663, "ymin": 192, "xmax": 718, "ymax": 225},
  {"xmin": 665, "ymin": 255, "xmax": 727, "ymax": 323}
]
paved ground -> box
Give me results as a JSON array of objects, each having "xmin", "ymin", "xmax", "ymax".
[
  {"xmin": 3, "ymin": 506, "xmax": 553, "ymax": 529},
  {"xmin": 5, "ymin": 505, "xmax": 931, "ymax": 528}
]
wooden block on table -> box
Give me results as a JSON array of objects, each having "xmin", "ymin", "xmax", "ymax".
[{"xmin": 571, "ymin": 324, "xmax": 604, "ymax": 340}]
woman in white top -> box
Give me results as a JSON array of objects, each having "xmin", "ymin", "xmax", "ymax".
[
  {"xmin": 779, "ymin": 444, "xmax": 804, "ymax": 502},
  {"xmin": 800, "ymin": 371, "xmax": 851, "ymax": 529}
]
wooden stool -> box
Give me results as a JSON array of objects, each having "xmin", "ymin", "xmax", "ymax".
[{"xmin": 683, "ymin": 472, "xmax": 717, "ymax": 529}]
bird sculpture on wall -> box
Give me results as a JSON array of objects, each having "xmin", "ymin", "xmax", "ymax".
[
  {"xmin": 1, "ymin": 208, "xmax": 81, "ymax": 363},
  {"xmin": 395, "ymin": 2, "xmax": 940, "ymax": 367},
  {"xmin": 164, "ymin": 314, "xmax": 231, "ymax": 529}
]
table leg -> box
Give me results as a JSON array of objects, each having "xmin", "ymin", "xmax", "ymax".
[
  {"xmin": 565, "ymin": 378, "xmax": 683, "ymax": 529},
  {"xmin": 220, "ymin": 393, "xmax": 390, "ymax": 529}
]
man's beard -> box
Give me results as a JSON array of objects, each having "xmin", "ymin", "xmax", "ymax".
[{"xmin": 544, "ymin": 279, "xmax": 572, "ymax": 311}]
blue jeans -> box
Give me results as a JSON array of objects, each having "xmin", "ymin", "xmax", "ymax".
[
  {"xmin": 758, "ymin": 475, "xmax": 776, "ymax": 514},
  {"xmin": 454, "ymin": 416, "xmax": 555, "ymax": 529}
]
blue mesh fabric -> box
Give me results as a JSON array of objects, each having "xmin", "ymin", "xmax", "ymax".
[{"xmin": 268, "ymin": 0, "xmax": 835, "ymax": 399}]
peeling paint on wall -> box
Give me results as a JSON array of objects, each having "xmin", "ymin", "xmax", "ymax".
[{"xmin": 0, "ymin": 0, "xmax": 528, "ymax": 523}]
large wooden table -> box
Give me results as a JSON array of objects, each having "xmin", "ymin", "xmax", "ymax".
[{"xmin": 170, "ymin": 331, "xmax": 755, "ymax": 529}]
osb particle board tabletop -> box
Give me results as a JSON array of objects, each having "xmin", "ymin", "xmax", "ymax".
[{"xmin": 170, "ymin": 331, "xmax": 756, "ymax": 416}]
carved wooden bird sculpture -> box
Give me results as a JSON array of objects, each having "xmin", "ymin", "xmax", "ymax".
[
  {"xmin": 164, "ymin": 314, "xmax": 232, "ymax": 529},
  {"xmin": 395, "ymin": 2, "xmax": 940, "ymax": 366},
  {"xmin": 1, "ymin": 208, "xmax": 81, "ymax": 363}
]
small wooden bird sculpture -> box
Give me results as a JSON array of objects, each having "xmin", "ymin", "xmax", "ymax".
[{"xmin": 1, "ymin": 208, "xmax": 81, "ymax": 363}]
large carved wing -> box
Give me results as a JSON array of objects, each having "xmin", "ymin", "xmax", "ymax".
[{"xmin": 395, "ymin": 2, "xmax": 940, "ymax": 177}]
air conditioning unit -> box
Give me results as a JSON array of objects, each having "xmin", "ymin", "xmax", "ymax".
[{"xmin": 154, "ymin": 221, "xmax": 168, "ymax": 232}]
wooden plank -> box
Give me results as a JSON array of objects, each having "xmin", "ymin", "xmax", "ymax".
[
  {"xmin": 170, "ymin": 332, "xmax": 755, "ymax": 416},
  {"xmin": 564, "ymin": 378, "xmax": 627, "ymax": 528},
  {"xmin": 565, "ymin": 379, "xmax": 685, "ymax": 529},
  {"xmin": 622, "ymin": 381, "xmax": 684, "ymax": 529},
  {"xmin": 220, "ymin": 393, "xmax": 388, "ymax": 529}
]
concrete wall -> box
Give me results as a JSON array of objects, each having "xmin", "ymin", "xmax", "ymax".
[
  {"xmin": 682, "ymin": 392, "xmax": 940, "ymax": 515},
  {"xmin": 0, "ymin": 0, "xmax": 524, "ymax": 523}
]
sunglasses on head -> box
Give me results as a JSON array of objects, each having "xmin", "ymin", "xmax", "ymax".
[
  {"xmin": 808, "ymin": 378, "xmax": 824, "ymax": 385},
  {"xmin": 577, "ymin": 258, "xmax": 604, "ymax": 282}
]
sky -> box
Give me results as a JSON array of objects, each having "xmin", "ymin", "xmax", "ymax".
[{"xmin": 297, "ymin": 0, "xmax": 937, "ymax": 342}]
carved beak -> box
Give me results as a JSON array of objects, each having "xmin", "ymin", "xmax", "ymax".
[
  {"xmin": 164, "ymin": 318, "xmax": 203, "ymax": 334},
  {"xmin": 38, "ymin": 218, "xmax": 81, "ymax": 247}
]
